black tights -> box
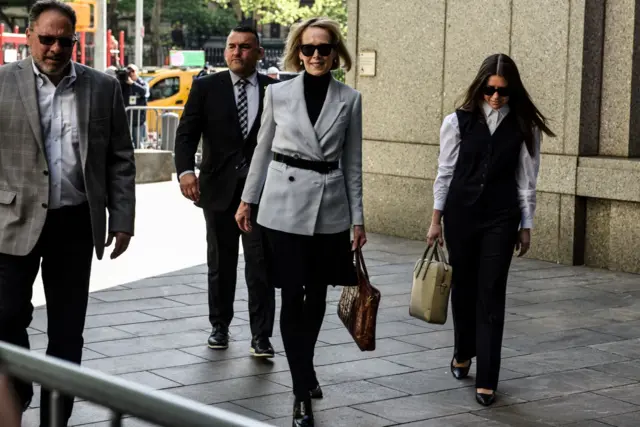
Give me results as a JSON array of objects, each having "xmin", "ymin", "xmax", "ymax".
[{"xmin": 280, "ymin": 284, "xmax": 328, "ymax": 399}]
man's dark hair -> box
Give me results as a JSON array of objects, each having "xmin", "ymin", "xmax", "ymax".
[
  {"xmin": 115, "ymin": 67, "xmax": 129, "ymax": 84},
  {"xmin": 230, "ymin": 25, "xmax": 261, "ymax": 47},
  {"xmin": 29, "ymin": 0, "xmax": 77, "ymax": 30}
]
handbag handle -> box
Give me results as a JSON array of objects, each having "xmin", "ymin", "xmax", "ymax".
[
  {"xmin": 355, "ymin": 248, "xmax": 369, "ymax": 279},
  {"xmin": 434, "ymin": 244, "xmax": 449, "ymax": 265},
  {"xmin": 414, "ymin": 242, "xmax": 449, "ymax": 278},
  {"xmin": 415, "ymin": 243, "xmax": 435, "ymax": 274},
  {"xmin": 414, "ymin": 245, "xmax": 429, "ymax": 277},
  {"xmin": 354, "ymin": 248, "xmax": 370, "ymax": 285}
]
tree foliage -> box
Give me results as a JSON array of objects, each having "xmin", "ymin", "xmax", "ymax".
[
  {"xmin": 115, "ymin": 0, "xmax": 237, "ymax": 37},
  {"xmin": 213, "ymin": 0, "xmax": 347, "ymax": 33}
]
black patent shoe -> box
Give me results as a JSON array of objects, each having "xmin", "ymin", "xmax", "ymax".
[
  {"xmin": 475, "ymin": 391, "xmax": 496, "ymax": 406},
  {"xmin": 309, "ymin": 384, "xmax": 323, "ymax": 399},
  {"xmin": 207, "ymin": 325, "xmax": 229, "ymax": 349},
  {"xmin": 450, "ymin": 358, "xmax": 471, "ymax": 380},
  {"xmin": 292, "ymin": 398, "xmax": 314, "ymax": 427}
]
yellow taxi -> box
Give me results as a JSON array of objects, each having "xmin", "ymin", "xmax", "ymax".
[
  {"xmin": 139, "ymin": 68, "xmax": 199, "ymax": 134},
  {"xmin": 139, "ymin": 67, "xmax": 227, "ymax": 135}
]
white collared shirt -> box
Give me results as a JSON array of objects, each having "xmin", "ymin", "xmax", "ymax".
[
  {"xmin": 433, "ymin": 102, "xmax": 541, "ymax": 229},
  {"xmin": 229, "ymin": 70, "xmax": 259, "ymax": 134},
  {"xmin": 32, "ymin": 61, "xmax": 86, "ymax": 209}
]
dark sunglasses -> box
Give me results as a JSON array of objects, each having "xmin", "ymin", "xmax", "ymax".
[
  {"xmin": 483, "ymin": 86, "xmax": 510, "ymax": 97},
  {"xmin": 300, "ymin": 44, "xmax": 335, "ymax": 57},
  {"xmin": 37, "ymin": 34, "xmax": 77, "ymax": 48}
]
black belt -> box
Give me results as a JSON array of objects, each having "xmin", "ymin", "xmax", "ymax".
[{"xmin": 273, "ymin": 152, "xmax": 339, "ymax": 174}]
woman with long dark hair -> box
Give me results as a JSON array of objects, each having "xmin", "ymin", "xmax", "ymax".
[{"xmin": 427, "ymin": 53, "xmax": 555, "ymax": 406}]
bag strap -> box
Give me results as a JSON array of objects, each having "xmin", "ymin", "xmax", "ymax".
[
  {"xmin": 414, "ymin": 245, "xmax": 431, "ymax": 276},
  {"xmin": 416, "ymin": 242, "xmax": 450, "ymax": 279},
  {"xmin": 434, "ymin": 244, "xmax": 450, "ymax": 270},
  {"xmin": 355, "ymin": 248, "xmax": 370, "ymax": 285},
  {"xmin": 415, "ymin": 242, "xmax": 443, "ymax": 276},
  {"xmin": 430, "ymin": 244, "xmax": 441, "ymax": 262}
]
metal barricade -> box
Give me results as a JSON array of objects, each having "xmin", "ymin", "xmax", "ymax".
[
  {"xmin": 161, "ymin": 111, "xmax": 180, "ymax": 152},
  {"xmin": 0, "ymin": 341, "xmax": 275, "ymax": 427},
  {"xmin": 125, "ymin": 106, "xmax": 184, "ymax": 151}
]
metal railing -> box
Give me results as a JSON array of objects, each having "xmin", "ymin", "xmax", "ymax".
[
  {"xmin": 125, "ymin": 106, "xmax": 184, "ymax": 151},
  {"xmin": 0, "ymin": 341, "xmax": 275, "ymax": 427}
]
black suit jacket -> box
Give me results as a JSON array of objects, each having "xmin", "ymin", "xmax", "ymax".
[{"xmin": 174, "ymin": 70, "xmax": 279, "ymax": 211}]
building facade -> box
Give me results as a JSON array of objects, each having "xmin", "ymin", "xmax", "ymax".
[{"xmin": 346, "ymin": 0, "xmax": 640, "ymax": 274}]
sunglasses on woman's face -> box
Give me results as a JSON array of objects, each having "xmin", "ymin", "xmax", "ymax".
[
  {"xmin": 300, "ymin": 44, "xmax": 336, "ymax": 57},
  {"xmin": 483, "ymin": 86, "xmax": 510, "ymax": 97},
  {"xmin": 37, "ymin": 34, "xmax": 77, "ymax": 48}
]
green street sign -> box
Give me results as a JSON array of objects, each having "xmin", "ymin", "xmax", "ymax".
[{"xmin": 169, "ymin": 50, "xmax": 205, "ymax": 67}]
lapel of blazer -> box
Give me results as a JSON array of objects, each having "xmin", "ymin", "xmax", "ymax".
[
  {"xmin": 73, "ymin": 63, "xmax": 90, "ymax": 169},
  {"xmin": 314, "ymin": 77, "xmax": 346, "ymax": 143},
  {"xmin": 15, "ymin": 57, "xmax": 45, "ymax": 154},
  {"xmin": 287, "ymin": 74, "xmax": 325, "ymax": 160},
  {"xmin": 220, "ymin": 71, "xmax": 243, "ymax": 140}
]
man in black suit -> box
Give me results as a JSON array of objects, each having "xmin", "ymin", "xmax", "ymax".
[{"xmin": 174, "ymin": 26, "xmax": 278, "ymax": 356}]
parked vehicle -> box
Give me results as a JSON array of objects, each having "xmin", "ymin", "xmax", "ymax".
[{"xmin": 139, "ymin": 67, "xmax": 226, "ymax": 134}]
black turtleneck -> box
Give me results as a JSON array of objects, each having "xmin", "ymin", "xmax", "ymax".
[{"xmin": 303, "ymin": 71, "xmax": 331, "ymax": 126}]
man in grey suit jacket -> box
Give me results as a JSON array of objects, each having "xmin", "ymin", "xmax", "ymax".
[{"xmin": 0, "ymin": 1, "xmax": 135, "ymax": 425}]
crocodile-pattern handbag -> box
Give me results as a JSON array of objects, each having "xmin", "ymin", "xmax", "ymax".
[{"xmin": 337, "ymin": 249, "xmax": 381, "ymax": 351}]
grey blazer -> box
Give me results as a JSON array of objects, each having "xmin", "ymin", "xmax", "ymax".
[
  {"xmin": 0, "ymin": 57, "xmax": 136, "ymax": 259},
  {"xmin": 242, "ymin": 73, "xmax": 363, "ymax": 235}
]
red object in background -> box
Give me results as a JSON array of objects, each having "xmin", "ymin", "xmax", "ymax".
[
  {"xmin": 0, "ymin": 23, "xmax": 28, "ymax": 65},
  {"xmin": 79, "ymin": 32, "xmax": 86, "ymax": 65},
  {"xmin": 13, "ymin": 25, "xmax": 18, "ymax": 49},
  {"xmin": 119, "ymin": 30, "xmax": 124, "ymax": 66},
  {"xmin": 106, "ymin": 29, "xmax": 112, "ymax": 67},
  {"xmin": 1, "ymin": 25, "xmax": 93, "ymax": 67}
]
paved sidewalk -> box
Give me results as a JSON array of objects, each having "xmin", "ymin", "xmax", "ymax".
[
  {"xmin": 23, "ymin": 233, "xmax": 640, "ymax": 426},
  {"xmin": 31, "ymin": 175, "xmax": 209, "ymax": 307}
]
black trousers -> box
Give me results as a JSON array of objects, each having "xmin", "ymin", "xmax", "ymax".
[
  {"xmin": 444, "ymin": 206, "xmax": 520, "ymax": 391},
  {"xmin": 280, "ymin": 283, "xmax": 328, "ymax": 399},
  {"xmin": 0, "ymin": 203, "xmax": 93, "ymax": 427},
  {"xmin": 203, "ymin": 179, "xmax": 275, "ymax": 337}
]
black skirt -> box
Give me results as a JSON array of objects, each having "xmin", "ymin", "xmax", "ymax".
[{"xmin": 261, "ymin": 227, "xmax": 357, "ymax": 289}]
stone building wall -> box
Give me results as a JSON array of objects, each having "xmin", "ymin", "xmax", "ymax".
[{"xmin": 346, "ymin": 0, "xmax": 640, "ymax": 273}]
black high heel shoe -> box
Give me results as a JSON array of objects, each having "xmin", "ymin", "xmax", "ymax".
[
  {"xmin": 450, "ymin": 358, "xmax": 471, "ymax": 380},
  {"xmin": 475, "ymin": 390, "xmax": 496, "ymax": 406},
  {"xmin": 292, "ymin": 398, "xmax": 314, "ymax": 427}
]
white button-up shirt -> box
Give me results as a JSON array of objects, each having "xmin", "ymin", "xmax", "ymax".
[
  {"xmin": 33, "ymin": 61, "xmax": 85, "ymax": 209},
  {"xmin": 433, "ymin": 102, "xmax": 541, "ymax": 229}
]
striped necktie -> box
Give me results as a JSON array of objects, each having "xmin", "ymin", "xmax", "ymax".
[{"xmin": 236, "ymin": 79, "xmax": 249, "ymax": 139}]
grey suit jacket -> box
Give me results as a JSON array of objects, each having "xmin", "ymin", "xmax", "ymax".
[
  {"xmin": 0, "ymin": 57, "xmax": 136, "ymax": 259},
  {"xmin": 242, "ymin": 73, "xmax": 363, "ymax": 235}
]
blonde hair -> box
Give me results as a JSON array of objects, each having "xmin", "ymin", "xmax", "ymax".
[{"xmin": 281, "ymin": 17, "xmax": 352, "ymax": 72}]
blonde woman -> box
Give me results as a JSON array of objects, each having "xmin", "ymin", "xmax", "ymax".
[{"xmin": 236, "ymin": 17, "xmax": 364, "ymax": 427}]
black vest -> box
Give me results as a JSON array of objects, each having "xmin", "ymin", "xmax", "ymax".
[{"xmin": 445, "ymin": 109, "xmax": 523, "ymax": 213}]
